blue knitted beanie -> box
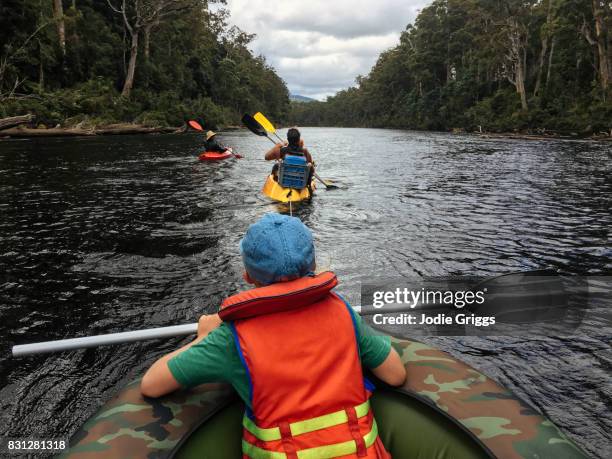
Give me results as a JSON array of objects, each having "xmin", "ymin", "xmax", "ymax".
[{"xmin": 240, "ymin": 213, "xmax": 315, "ymax": 285}]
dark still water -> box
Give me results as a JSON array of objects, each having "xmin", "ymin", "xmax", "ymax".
[{"xmin": 0, "ymin": 129, "xmax": 610, "ymax": 457}]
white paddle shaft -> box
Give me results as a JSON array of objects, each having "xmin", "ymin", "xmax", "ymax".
[{"xmin": 12, "ymin": 323, "xmax": 198, "ymax": 357}]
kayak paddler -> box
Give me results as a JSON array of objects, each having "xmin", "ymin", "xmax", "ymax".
[
  {"xmin": 265, "ymin": 127, "xmax": 314, "ymax": 190},
  {"xmin": 141, "ymin": 213, "xmax": 406, "ymax": 458},
  {"xmin": 265, "ymin": 127, "xmax": 313, "ymax": 162},
  {"xmin": 203, "ymin": 130, "xmax": 229, "ymax": 153}
]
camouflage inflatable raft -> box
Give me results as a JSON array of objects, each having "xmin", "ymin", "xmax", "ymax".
[{"xmin": 61, "ymin": 337, "xmax": 589, "ymax": 459}]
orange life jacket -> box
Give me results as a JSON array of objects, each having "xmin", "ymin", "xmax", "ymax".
[{"xmin": 220, "ymin": 272, "xmax": 391, "ymax": 459}]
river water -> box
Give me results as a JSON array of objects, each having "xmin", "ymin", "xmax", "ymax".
[{"xmin": 0, "ymin": 128, "xmax": 610, "ymax": 457}]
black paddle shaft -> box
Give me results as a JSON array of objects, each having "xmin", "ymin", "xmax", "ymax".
[{"xmin": 241, "ymin": 114, "xmax": 276, "ymax": 145}]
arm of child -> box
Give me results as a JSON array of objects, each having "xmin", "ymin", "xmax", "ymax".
[
  {"xmin": 140, "ymin": 314, "xmax": 222, "ymax": 398},
  {"xmin": 348, "ymin": 307, "xmax": 406, "ymax": 387},
  {"xmin": 370, "ymin": 346, "xmax": 406, "ymax": 386}
]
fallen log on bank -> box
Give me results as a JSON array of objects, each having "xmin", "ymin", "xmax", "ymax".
[
  {"xmin": 0, "ymin": 114, "xmax": 35, "ymax": 131},
  {"xmin": 0, "ymin": 124, "xmax": 179, "ymax": 138},
  {"xmin": 96, "ymin": 124, "xmax": 179, "ymax": 135}
]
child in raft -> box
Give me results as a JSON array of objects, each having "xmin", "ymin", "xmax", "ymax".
[{"xmin": 141, "ymin": 213, "xmax": 406, "ymax": 458}]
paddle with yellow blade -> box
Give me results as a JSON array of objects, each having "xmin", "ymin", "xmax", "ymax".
[
  {"xmin": 254, "ymin": 112, "xmax": 285, "ymax": 143},
  {"xmin": 187, "ymin": 119, "xmax": 243, "ymax": 159},
  {"xmin": 241, "ymin": 113, "xmax": 277, "ymax": 144},
  {"xmin": 250, "ymin": 112, "xmax": 338, "ymax": 190}
]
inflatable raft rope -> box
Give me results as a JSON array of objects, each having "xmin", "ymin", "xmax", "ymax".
[{"xmin": 60, "ymin": 337, "xmax": 588, "ymax": 459}]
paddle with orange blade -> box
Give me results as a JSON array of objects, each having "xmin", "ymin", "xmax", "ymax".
[
  {"xmin": 187, "ymin": 120, "xmax": 242, "ymax": 159},
  {"xmin": 188, "ymin": 120, "xmax": 204, "ymax": 131}
]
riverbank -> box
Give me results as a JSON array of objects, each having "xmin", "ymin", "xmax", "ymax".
[
  {"xmin": 291, "ymin": 125, "xmax": 612, "ymax": 142},
  {"xmin": 0, "ymin": 115, "xmax": 246, "ymax": 139},
  {"xmin": 0, "ymin": 123, "xmax": 182, "ymax": 139},
  {"xmin": 2, "ymin": 122, "xmax": 610, "ymax": 141},
  {"xmin": 470, "ymin": 130, "xmax": 612, "ymax": 142}
]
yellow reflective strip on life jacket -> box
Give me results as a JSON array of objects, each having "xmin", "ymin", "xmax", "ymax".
[
  {"xmin": 242, "ymin": 440, "xmax": 287, "ymax": 459},
  {"xmin": 290, "ymin": 400, "xmax": 371, "ymax": 436},
  {"xmin": 296, "ymin": 420, "xmax": 379, "ymax": 459},
  {"xmin": 243, "ymin": 421, "xmax": 379, "ymax": 459},
  {"xmin": 243, "ymin": 415, "xmax": 282, "ymax": 442},
  {"xmin": 244, "ymin": 400, "xmax": 371, "ymax": 441},
  {"xmin": 355, "ymin": 399, "xmax": 370, "ymax": 418},
  {"xmin": 290, "ymin": 410, "xmax": 347, "ymax": 436},
  {"xmin": 364, "ymin": 419, "xmax": 379, "ymax": 447}
]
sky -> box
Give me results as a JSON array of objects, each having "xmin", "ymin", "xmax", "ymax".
[{"xmin": 222, "ymin": 0, "xmax": 429, "ymax": 100}]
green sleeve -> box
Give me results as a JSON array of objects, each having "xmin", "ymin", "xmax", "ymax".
[
  {"xmin": 348, "ymin": 307, "xmax": 391, "ymax": 368},
  {"xmin": 167, "ymin": 323, "xmax": 251, "ymax": 404}
]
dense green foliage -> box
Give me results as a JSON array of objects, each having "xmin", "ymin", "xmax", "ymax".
[
  {"xmin": 0, "ymin": 0, "xmax": 289, "ymax": 128},
  {"xmin": 290, "ymin": 0, "xmax": 611, "ymax": 135}
]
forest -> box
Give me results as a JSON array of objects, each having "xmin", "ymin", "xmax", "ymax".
[
  {"xmin": 289, "ymin": 0, "xmax": 612, "ymax": 136},
  {"xmin": 0, "ymin": 0, "xmax": 289, "ymax": 129}
]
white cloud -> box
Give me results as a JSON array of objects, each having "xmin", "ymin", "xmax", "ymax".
[{"xmin": 223, "ymin": 0, "xmax": 428, "ymax": 100}]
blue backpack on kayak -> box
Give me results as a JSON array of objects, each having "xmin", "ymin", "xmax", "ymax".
[{"xmin": 279, "ymin": 155, "xmax": 309, "ymax": 189}]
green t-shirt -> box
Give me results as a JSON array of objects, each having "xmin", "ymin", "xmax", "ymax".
[{"xmin": 168, "ymin": 307, "xmax": 391, "ymax": 408}]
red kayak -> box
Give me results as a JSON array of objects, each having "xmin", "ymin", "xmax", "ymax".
[{"xmin": 198, "ymin": 149, "xmax": 233, "ymax": 161}]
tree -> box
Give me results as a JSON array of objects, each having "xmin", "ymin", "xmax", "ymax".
[
  {"xmin": 53, "ymin": 0, "xmax": 66, "ymax": 57},
  {"xmin": 1, "ymin": 0, "xmax": 289, "ymax": 128},
  {"xmin": 581, "ymin": 0, "xmax": 611, "ymax": 100},
  {"xmin": 504, "ymin": 16, "xmax": 529, "ymax": 110},
  {"xmin": 106, "ymin": 0, "xmax": 199, "ymax": 97},
  {"xmin": 0, "ymin": 3, "xmax": 52, "ymax": 98},
  {"xmin": 534, "ymin": 0, "xmax": 557, "ymax": 97},
  {"xmin": 289, "ymin": 0, "xmax": 610, "ymax": 135}
]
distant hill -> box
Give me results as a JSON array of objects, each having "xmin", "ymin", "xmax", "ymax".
[{"xmin": 290, "ymin": 94, "xmax": 317, "ymax": 103}]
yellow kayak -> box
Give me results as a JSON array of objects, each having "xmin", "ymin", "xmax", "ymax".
[{"xmin": 262, "ymin": 175, "xmax": 315, "ymax": 203}]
